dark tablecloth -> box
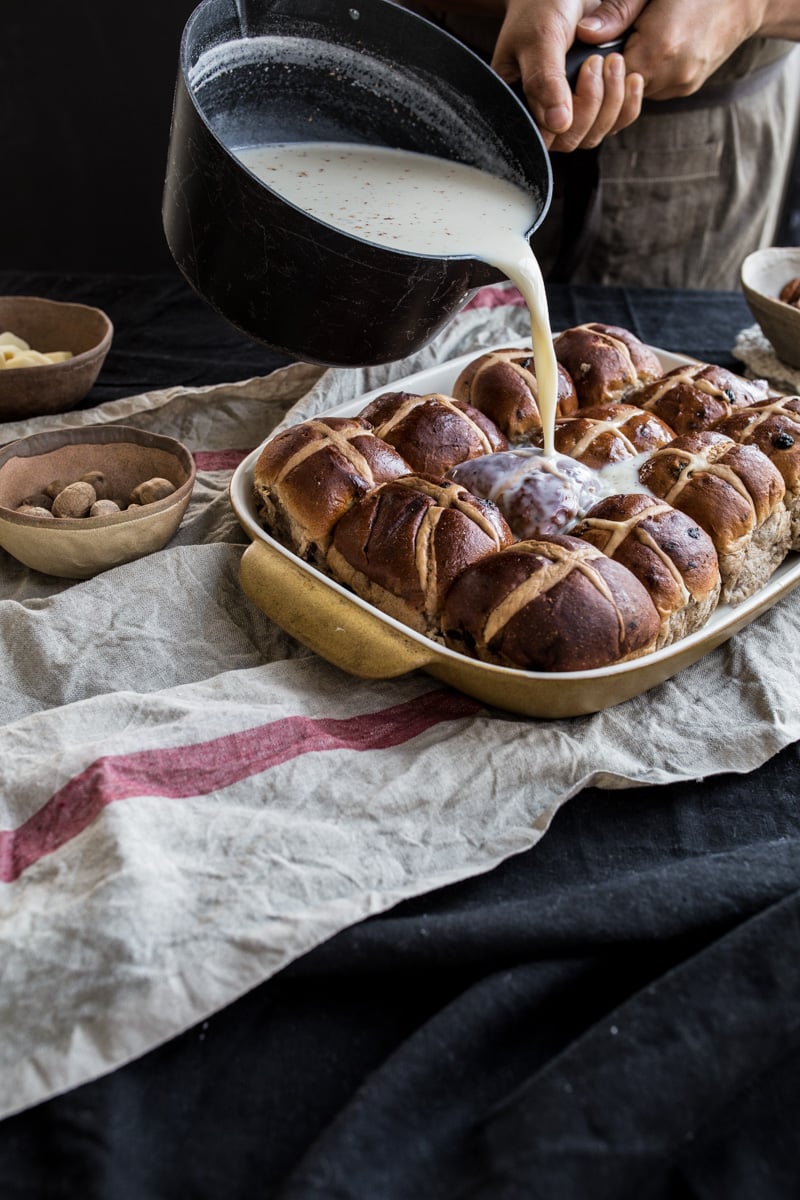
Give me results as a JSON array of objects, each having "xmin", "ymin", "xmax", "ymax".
[{"xmin": 0, "ymin": 271, "xmax": 798, "ymax": 1200}]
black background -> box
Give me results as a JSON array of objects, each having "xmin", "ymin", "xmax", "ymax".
[{"xmin": 3, "ymin": 1, "xmax": 197, "ymax": 274}]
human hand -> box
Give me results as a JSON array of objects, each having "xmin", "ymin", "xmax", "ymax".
[
  {"xmin": 576, "ymin": 0, "xmax": 769, "ymax": 99},
  {"xmin": 490, "ymin": 0, "xmax": 645, "ymax": 150}
]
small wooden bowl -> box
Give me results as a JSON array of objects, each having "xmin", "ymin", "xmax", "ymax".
[
  {"xmin": 0, "ymin": 425, "xmax": 196, "ymax": 578},
  {"xmin": 741, "ymin": 247, "xmax": 800, "ymax": 369},
  {"xmin": 0, "ymin": 295, "xmax": 113, "ymax": 420}
]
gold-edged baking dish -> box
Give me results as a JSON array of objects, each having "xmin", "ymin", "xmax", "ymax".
[{"xmin": 229, "ymin": 344, "xmax": 800, "ymax": 718}]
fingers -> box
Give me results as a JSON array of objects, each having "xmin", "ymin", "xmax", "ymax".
[
  {"xmin": 577, "ymin": 0, "xmax": 649, "ymax": 42},
  {"xmin": 548, "ymin": 52, "xmax": 642, "ymax": 152},
  {"xmin": 617, "ymin": 0, "xmax": 735, "ymax": 99},
  {"xmin": 489, "ymin": 0, "xmax": 647, "ymax": 152},
  {"xmin": 625, "ymin": 34, "xmax": 713, "ymax": 99},
  {"xmin": 608, "ymin": 69, "xmax": 644, "ymax": 135},
  {"xmin": 491, "ymin": 5, "xmax": 580, "ymax": 139},
  {"xmin": 548, "ymin": 53, "xmax": 608, "ymax": 152}
]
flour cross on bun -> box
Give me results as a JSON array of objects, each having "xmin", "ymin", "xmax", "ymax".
[
  {"xmin": 326, "ymin": 474, "xmax": 513, "ymax": 636},
  {"xmin": 357, "ymin": 390, "xmax": 506, "ymax": 477},
  {"xmin": 252, "ymin": 416, "xmax": 410, "ymax": 561},
  {"xmin": 553, "ymin": 323, "xmax": 663, "ymax": 407},
  {"xmin": 441, "ymin": 533, "xmax": 660, "ymax": 671},
  {"xmin": 571, "ymin": 492, "xmax": 721, "ymax": 647},
  {"xmin": 450, "ymin": 346, "xmax": 578, "ymax": 442},
  {"xmin": 714, "ymin": 395, "xmax": 800, "ymax": 549},
  {"xmin": 628, "ymin": 363, "xmax": 769, "ymax": 435},
  {"xmin": 638, "ymin": 431, "xmax": 790, "ymax": 605},
  {"xmin": 538, "ymin": 402, "xmax": 675, "ymax": 467}
]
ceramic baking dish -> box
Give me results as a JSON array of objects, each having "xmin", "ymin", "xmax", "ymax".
[{"xmin": 229, "ymin": 343, "xmax": 800, "ymax": 717}]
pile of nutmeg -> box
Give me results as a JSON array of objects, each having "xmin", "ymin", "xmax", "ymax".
[{"xmin": 16, "ymin": 472, "xmax": 177, "ymax": 519}]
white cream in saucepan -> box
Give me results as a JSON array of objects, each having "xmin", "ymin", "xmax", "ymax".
[{"xmin": 234, "ymin": 142, "xmax": 560, "ymax": 456}]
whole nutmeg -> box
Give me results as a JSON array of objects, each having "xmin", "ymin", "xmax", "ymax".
[
  {"xmin": 779, "ymin": 277, "xmax": 800, "ymax": 308},
  {"xmin": 89, "ymin": 499, "xmax": 121, "ymax": 517},
  {"xmin": 51, "ymin": 481, "xmax": 97, "ymax": 518},
  {"xmin": 44, "ymin": 478, "xmax": 71, "ymax": 500},
  {"xmin": 16, "ymin": 504, "xmax": 55, "ymax": 518},
  {"xmin": 80, "ymin": 470, "xmax": 113, "ymax": 501},
  {"xmin": 20, "ymin": 491, "xmax": 54, "ymax": 511},
  {"xmin": 128, "ymin": 477, "xmax": 176, "ymax": 506}
]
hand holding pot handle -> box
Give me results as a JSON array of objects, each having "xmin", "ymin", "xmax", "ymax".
[
  {"xmin": 500, "ymin": 0, "xmax": 800, "ymax": 147},
  {"xmin": 580, "ymin": 0, "xmax": 800, "ymax": 101},
  {"xmin": 564, "ymin": 34, "xmax": 627, "ymax": 86},
  {"xmin": 490, "ymin": 0, "xmax": 643, "ymax": 152}
]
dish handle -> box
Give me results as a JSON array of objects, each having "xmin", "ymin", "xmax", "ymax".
[{"xmin": 239, "ymin": 539, "xmax": 438, "ymax": 679}]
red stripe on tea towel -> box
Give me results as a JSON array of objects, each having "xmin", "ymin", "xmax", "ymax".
[
  {"xmin": 0, "ymin": 689, "xmax": 480, "ymax": 883},
  {"xmin": 463, "ymin": 285, "xmax": 525, "ymax": 311},
  {"xmin": 193, "ymin": 449, "xmax": 253, "ymax": 471}
]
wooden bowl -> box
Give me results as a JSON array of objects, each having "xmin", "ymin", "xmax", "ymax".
[
  {"xmin": 0, "ymin": 295, "xmax": 113, "ymax": 420},
  {"xmin": 741, "ymin": 247, "xmax": 800, "ymax": 369},
  {"xmin": 0, "ymin": 425, "xmax": 196, "ymax": 578}
]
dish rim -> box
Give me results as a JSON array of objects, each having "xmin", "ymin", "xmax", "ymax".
[{"xmin": 229, "ymin": 339, "xmax": 800, "ymax": 685}]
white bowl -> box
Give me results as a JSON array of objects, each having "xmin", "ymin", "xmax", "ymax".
[{"xmin": 741, "ymin": 246, "xmax": 800, "ymax": 369}]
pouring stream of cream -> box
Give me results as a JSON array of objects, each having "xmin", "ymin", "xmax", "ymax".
[{"xmin": 235, "ymin": 143, "xmax": 559, "ymax": 455}]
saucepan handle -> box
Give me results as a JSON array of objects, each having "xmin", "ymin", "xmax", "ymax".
[
  {"xmin": 509, "ymin": 35, "xmax": 630, "ymax": 116},
  {"xmin": 565, "ymin": 36, "xmax": 628, "ymax": 87}
]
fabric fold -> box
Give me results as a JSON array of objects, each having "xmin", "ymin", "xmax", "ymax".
[{"xmin": 1, "ymin": 301, "xmax": 798, "ymax": 1121}]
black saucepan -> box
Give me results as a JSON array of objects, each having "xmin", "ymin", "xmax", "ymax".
[{"xmin": 162, "ymin": 0, "xmax": 555, "ymax": 366}]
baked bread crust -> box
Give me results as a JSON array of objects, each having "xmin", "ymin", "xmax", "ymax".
[
  {"xmin": 553, "ymin": 323, "xmax": 663, "ymax": 407},
  {"xmin": 441, "ymin": 533, "xmax": 660, "ymax": 671},
  {"xmin": 250, "ymin": 322, "xmax": 797, "ymax": 672},
  {"xmin": 628, "ymin": 363, "xmax": 769, "ymax": 435},
  {"xmin": 539, "ymin": 403, "xmax": 675, "ymax": 467},
  {"xmin": 714, "ymin": 395, "xmax": 800, "ymax": 549},
  {"xmin": 326, "ymin": 475, "xmax": 513, "ymax": 636},
  {"xmin": 571, "ymin": 492, "xmax": 721, "ymax": 647},
  {"xmin": 638, "ymin": 431, "xmax": 790, "ymax": 604},
  {"xmin": 450, "ymin": 346, "xmax": 578, "ymax": 442},
  {"xmin": 358, "ymin": 390, "xmax": 506, "ymax": 476},
  {"xmin": 252, "ymin": 417, "xmax": 410, "ymax": 562}
]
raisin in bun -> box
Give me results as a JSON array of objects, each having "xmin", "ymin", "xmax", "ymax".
[
  {"xmin": 628, "ymin": 363, "xmax": 769, "ymax": 435},
  {"xmin": 535, "ymin": 403, "xmax": 675, "ymax": 468},
  {"xmin": 553, "ymin": 323, "xmax": 663, "ymax": 407},
  {"xmin": 572, "ymin": 493, "xmax": 721, "ymax": 648},
  {"xmin": 441, "ymin": 534, "xmax": 660, "ymax": 671},
  {"xmin": 449, "ymin": 448, "xmax": 602, "ymax": 539},
  {"xmin": 326, "ymin": 476, "xmax": 513, "ymax": 636},
  {"xmin": 252, "ymin": 417, "xmax": 410, "ymax": 562},
  {"xmin": 638, "ymin": 431, "xmax": 790, "ymax": 605},
  {"xmin": 450, "ymin": 346, "xmax": 578, "ymax": 442},
  {"xmin": 358, "ymin": 390, "xmax": 506, "ymax": 477},
  {"xmin": 714, "ymin": 396, "xmax": 800, "ymax": 550}
]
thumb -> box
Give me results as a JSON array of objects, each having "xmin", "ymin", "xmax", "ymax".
[
  {"xmin": 577, "ymin": 0, "xmax": 647, "ymax": 41},
  {"xmin": 491, "ymin": 17, "xmax": 575, "ymax": 137}
]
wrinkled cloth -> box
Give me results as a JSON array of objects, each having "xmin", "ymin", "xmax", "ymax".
[
  {"xmin": 1, "ymin": 295, "xmax": 799, "ymax": 1124},
  {"xmin": 733, "ymin": 321, "xmax": 800, "ymax": 394}
]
